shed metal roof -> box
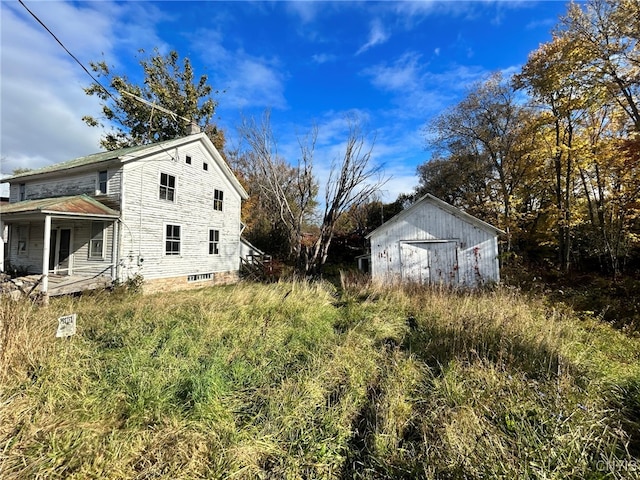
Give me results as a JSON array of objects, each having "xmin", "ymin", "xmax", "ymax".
[{"xmin": 366, "ymin": 193, "xmax": 505, "ymax": 239}]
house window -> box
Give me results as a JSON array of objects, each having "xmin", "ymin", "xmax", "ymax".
[
  {"xmin": 17, "ymin": 225, "xmax": 29, "ymax": 256},
  {"xmin": 89, "ymin": 221, "xmax": 105, "ymax": 259},
  {"xmin": 97, "ymin": 170, "xmax": 108, "ymax": 194},
  {"xmin": 186, "ymin": 155, "xmax": 192, "ymax": 165},
  {"xmin": 19, "ymin": 183, "xmax": 26, "ymax": 201},
  {"xmin": 203, "ymin": 162, "xmax": 209, "ymax": 171},
  {"xmin": 209, "ymin": 229, "xmax": 219, "ymax": 255},
  {"xmin": 213, "ymin": 189, "xmax": 223, "ymax": 211},
  {"xmin": 165, "ymin": 224, "xmax": 181, "ymax": 255},
  {"xmin": 159, "ymin": 173, "xmax": 176, "ymax": 202}
]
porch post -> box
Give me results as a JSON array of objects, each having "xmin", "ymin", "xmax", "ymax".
[
  {"xmin": 111, "ymin": 220, "xmax": 119, "ymax": 281},
  {"xmin": 42, "ymin": 214, "xmax": 51, "ymax": 296},
  {"xmin": 0, "ymin": 219, "xmax": 5, "ymax": 273}
]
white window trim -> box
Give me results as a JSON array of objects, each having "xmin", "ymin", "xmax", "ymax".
[
  {"xmin": 159, "ymin": 172, "xmax": 177, "ymax": 202},
  {"xmin": 16, "ymin": 224, "xmax": 29, "ymax": 256},
  {"xmin": 96, "ymin": 170, "xmax": 108, "ymax": 195},
  {"xmin": 209, "ymin": 228, "xmax": 220, "ymax": 255},
  {"xmin": 164, "ymin": 222, "xmax": 182, "ymax": 256},
  {"xmin": 88, "ymin": 221, "xmax": 106, "ymax": 260},
  {"xmin": 213, "ymin": 189, "xmax": 224, "ymax": 212}
]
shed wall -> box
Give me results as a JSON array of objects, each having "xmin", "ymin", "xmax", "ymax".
[{"xmin": 370, "ymin": 201, "xmax": 499, "ymax": 287}]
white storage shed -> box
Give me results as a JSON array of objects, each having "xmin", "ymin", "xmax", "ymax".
[{"xmin": 366, "ymin": 194, "xmax": 504, "ymax": 288}]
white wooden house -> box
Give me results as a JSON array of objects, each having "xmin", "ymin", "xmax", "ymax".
[
  {"xmin": 366, "ymin": 194, "xmax": 503, "ymax": 288},
  {"xmin": 0, "ymin": 132, "xmax": 248, "ymax": 295}
]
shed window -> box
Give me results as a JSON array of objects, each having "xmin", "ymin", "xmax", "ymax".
[
  {"xmin": 159, "ymin": 173, "xmax": 176, "ymax": 202},
  {"xmin": 97, "ymin": 170, "xmax": 108, "ymax": 194},
  {"xmin": 209, "ymin": 229, "xmax": 219, "ymax": 255},
  {"xmin": 89, "ymin": 221, "xmax": 105, "ymax": 259},
  {"xmin": 165, "ymin": 224, "xmax": 181, "ymax": 255},
  {"xmin": 213, "ymin": 189, "xmax": 223, "ymax": 211}
]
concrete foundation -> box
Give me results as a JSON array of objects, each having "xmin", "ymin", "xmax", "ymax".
[{"xmin": 142, "ymin": 270, "xmax": 240, "ymax": 294}]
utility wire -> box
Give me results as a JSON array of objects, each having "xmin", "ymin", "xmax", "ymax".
[
  {"xmin": 18, "ymin": 0, "xmax": 118, "ymax": 103},
  {"xmin": 17, "ymin": 0, "xmax": 197, "ymax": 151}
]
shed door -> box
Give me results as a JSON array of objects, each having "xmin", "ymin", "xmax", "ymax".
[
  {"xmin": 400, "ymin": 242, "xmax": 458, "ymax": 286},
  {"xmin": 400, "ymin": 243, "xmax": 429, "ymax": 284}
]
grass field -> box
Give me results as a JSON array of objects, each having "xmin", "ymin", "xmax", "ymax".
[{"xmin": 1, "ymin": 276, "xmax": 639, "ymax": 479}]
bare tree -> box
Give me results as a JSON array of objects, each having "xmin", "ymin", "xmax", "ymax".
[
  {"xmin": 237, "ymin": 110, "xmax": 317, "ymax": 263},
  {"xmin": 238, "ymin": 112, "xmax": 386, "ymax": 274},
  {"xmin": 304, "ymin": 118, "xmax": 387, "ymax": 274}
]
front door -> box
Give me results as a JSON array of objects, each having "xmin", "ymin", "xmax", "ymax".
[{"xmin": 49, "ymin": 228, "xmax": 72, "ymax": 274}]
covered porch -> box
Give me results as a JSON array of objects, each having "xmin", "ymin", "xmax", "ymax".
[{"xmin": 0, "ymin": 195, "xmax": 120, "ymax": 298}]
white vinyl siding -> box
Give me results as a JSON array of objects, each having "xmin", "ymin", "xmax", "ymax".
[
  {"xmin": 119, "ymin": 138, "xmax": 243, "ymax": 281},
  {"xmin": 369, "ymin": 198, "xmax": 500, "ymax": 288},
  {"xmin": 8, "ymin": 166, "xmax": 122, "ymax": 206}
]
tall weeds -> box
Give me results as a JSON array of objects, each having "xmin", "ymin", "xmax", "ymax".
[{"xmin": 1, "ymin": 279, "xmax": 638, "ymax": 479}]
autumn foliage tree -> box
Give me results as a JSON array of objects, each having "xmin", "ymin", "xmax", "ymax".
[{"xmin": 416, "ymin": 0, "xmax": 640, "ymax": 274}]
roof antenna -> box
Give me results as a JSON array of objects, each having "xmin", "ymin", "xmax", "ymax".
[{"xmin": 120, "ymin": 90, "xmax": 201, "ymax": 134}]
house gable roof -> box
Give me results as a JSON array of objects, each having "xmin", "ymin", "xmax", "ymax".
[
  {"xmin": 365, "ymin": 193, "xmax": 505, "ymax": 239},
  {"xmin": 0, "ymin": 194, "xmax": 120, "ymax": 218},
  {"xmin": 3, "ymin": 133, "xmax": 248, "ymax": 200}
]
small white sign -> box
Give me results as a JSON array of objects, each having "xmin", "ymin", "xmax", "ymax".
[{"xmin": 56, "ymin": 314, "xmax": 77, "ymax": 338}]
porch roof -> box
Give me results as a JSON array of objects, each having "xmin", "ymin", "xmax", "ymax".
[{"xmin": 0, "ymin": 195, "xmax": 119, "ymax": 221}]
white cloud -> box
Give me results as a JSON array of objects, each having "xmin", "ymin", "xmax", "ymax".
[
  {"xmin": 0, "ymin": 2, "xmax": 111, "ymax": 174},
  {"xmin": 311, "ymin": 53, "xmax": 337, "ymax": 64},
  {"xmin": 363, "ymin": 52, "xmax": 422, "ymax": 92},
  {"xmin": 285, "ymin": 1, "xmax": 322, "ymax": 24},
  {"xmin": 356, "ymin": 19, "xmax": 390, "ymax": 56},
  {"xmin": 189, "ymin": 29, "xmax": 288, "ymax": 117}
]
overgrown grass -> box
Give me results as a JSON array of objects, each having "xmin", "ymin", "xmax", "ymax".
[{"xmin": 1, "ymin": 277, "xmax": 639, "ymax": 479}]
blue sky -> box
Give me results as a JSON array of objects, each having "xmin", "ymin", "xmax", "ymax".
[{"xmin": 1, "ymin": 1, "xmax": 570, "ymax": 201}]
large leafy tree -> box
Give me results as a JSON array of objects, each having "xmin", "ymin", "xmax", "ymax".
[
  {"xmin": 561, "ymin": 0, "xmax": 640, "ymax": 132},
  {"xmin": 83, "ymin": 49, "xmax": 221, "ymax": 151},
  {"xmin": 424, "ymin": 73, "xmax": 538, "ymax": 251},
  {"xmin": 515, "ymin": 34, "xmax": 596, "ymax": 271}
]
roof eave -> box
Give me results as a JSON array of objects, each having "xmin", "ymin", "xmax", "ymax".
[
  {"xmin": 2, "ymin": 157, "xmax": 121, "ymax": 183},
  {"xmin": 366, "ymin": 193, "xmax": 505, "ymax": 238}
]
